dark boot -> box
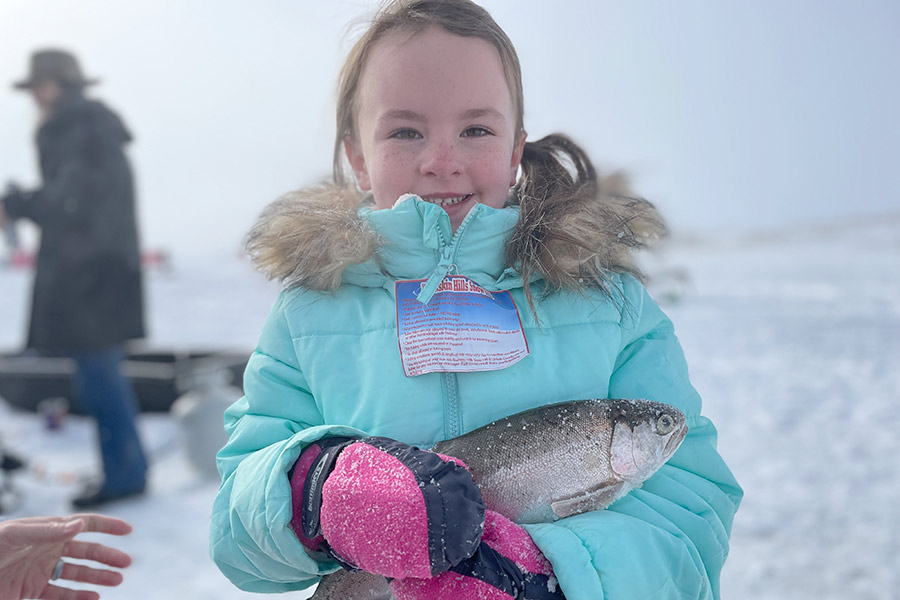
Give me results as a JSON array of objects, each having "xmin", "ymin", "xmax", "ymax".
[{"xmin": 71, "ymin": 480, "xmax": 147, "ymax": 509}]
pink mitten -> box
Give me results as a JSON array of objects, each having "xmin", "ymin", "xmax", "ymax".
[
  {"xmin": 390, "ymin": 510, "xmax": 565, "ymax": 600},
  {"xmin": 289, "ymin": 437, "xmax": 484, "ymax": 579}
]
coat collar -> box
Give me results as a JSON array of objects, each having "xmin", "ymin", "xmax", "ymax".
[
  {"xmin": 245, "ymin": 181, "xmax": 665, "ymax": 296},
  {"xmin": 342, "ymin": 197, "xmax": 522, "ymax": 296}
]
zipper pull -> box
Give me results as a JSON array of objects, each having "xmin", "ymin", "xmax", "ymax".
[{"xmin": 416, "ymin": 246, "xmax": 454, "ymax": 304}]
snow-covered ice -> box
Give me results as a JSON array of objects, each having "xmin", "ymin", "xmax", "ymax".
[
  {"xmin": 0, "ymin": 258, "xmax": 308, "ymax": 599},
  {"xmin": 651, "ymin": 216, "xmax": 900, "ymax": 599},
  {"xmin": 2, "ymin": 215, "xmax": 899, "ymax": 599}
]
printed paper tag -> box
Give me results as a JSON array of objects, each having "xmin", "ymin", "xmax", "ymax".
[{"xmin": 396, "ymin": 275, "xmax": 529, "ymax": 377}]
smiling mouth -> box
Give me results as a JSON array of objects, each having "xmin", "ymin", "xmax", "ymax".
[{"xmin": 423, "ymin": 194, "xmax": 473, "ymax": 207}]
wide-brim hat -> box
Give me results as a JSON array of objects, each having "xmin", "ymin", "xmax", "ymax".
[{"xmin": 13, "ymin": 49, "xmax": 99, "ymax": 90}]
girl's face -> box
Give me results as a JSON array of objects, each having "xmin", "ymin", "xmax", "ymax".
[{"xmin": 346, "ymin": 26, "xmax": 526, "ymax": 232}]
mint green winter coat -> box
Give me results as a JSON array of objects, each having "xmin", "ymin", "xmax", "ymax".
[{"xmin": 210, "ymin": 192, "xmax": 742, "ymax": 599}]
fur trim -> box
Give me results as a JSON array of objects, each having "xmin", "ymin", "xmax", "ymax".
[
  {"xmin": 245, "ymin": 185, "xmax": 379, "ymax": 291},
  {"xmin": 246, "ymin": 176, "xmax": 666, "ymax": 292}
]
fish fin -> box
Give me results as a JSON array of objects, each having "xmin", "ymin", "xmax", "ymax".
[{"xmin": 551, "ymin": 482, "xmax": 629, "ymax": 518}]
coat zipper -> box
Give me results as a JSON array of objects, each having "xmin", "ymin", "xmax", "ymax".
[
  {"xmin": 416, "ymin": 245, "xmax": 454, "ymax": 304},
  {"xmin": 442, "ymin": 372, "xmax": 461, "ymax": 439},
  {"xmin": 415, "ymin": 207, "xmax": 479, "ymax": 305},
  {"xmin": 418, "ymin": 208, "xmax": 481, "ymax": 437}
]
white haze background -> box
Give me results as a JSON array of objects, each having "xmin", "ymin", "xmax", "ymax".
[
  {"xmin": 1, "ymin": 1, "xmax": 898, "ymax": 599},
  {"xmin": 1, "ymin": 0, "xmax": 898, "ymax": 257}
]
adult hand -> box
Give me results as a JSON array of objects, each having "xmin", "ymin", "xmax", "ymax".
[
  {"xmin": 0, "ymin": 514, "xmax": 132, "ymax": 600},
  {"xmin": 1, "ymin": 182, "xmax": 24, "ymax": 227}
]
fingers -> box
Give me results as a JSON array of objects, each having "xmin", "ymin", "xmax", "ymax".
[
  {"xmin": 69, "ymin": 514, "xmax": 133, "ymax": 536},
  {"xmin": 58, "ymin": 561, "xmax": 125, "ymax": 587},
  {"xmin": 64, "ymin": 540, "xmax": 132, "ymax": 569},
  {"xmin": 40, "ymin": 584, "xmax": 101, "ymax": 600},
  {"xmin": 5, "ymin": 517, "xmax": 84, "ymax": 545}
]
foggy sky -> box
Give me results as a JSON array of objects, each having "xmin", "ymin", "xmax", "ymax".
[{"xmin": 2, "ymin": 0, "xmax": 898, "ymax": 257}]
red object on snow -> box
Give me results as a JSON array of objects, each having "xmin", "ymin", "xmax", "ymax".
[
  {"xmin": 3, "ymin": 249, "xmax": 169, "ymax": 270},
  {"xmin": 7, "ymin": 250, "xmax": 35, "ymax": 269},
  {"xmin": 140, "ymin": 249, "xmax": 170, "ymax": 269}
]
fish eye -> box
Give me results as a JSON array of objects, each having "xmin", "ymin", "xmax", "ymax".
[{"xmin": 656, "ymin": 414, "xmax": 675, "ymax": 435}]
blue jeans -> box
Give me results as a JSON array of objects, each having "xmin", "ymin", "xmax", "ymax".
[{"xmin": 72, "ymin": 346, "xmax": 148, "ymax": 492}]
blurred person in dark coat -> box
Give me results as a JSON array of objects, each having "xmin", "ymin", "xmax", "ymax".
[{"xmin": 0, "ymin": 49, "xmax": 148, "ymax": 508}]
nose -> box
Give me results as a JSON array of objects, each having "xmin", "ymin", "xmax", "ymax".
[{"xmin": 419, "ymin": 138, "xmax": 462, "ymax": 178}]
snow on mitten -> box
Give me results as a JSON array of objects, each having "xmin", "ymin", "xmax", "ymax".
[
  {"xmin": 390, "ymin": 510, "xmax": 565, "ymax": 600},
  {"xmin": 289, "ymin": 436, "xmax": 484, "ymax": 579}
]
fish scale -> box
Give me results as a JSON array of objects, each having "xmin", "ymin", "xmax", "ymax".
[
  {"xmin": 311, "ymin": 398, "xmax": 687, "ymax": 599},
  {"xmin": 433, "ymin": 398, "xmax": 686, "ymax": 523}
]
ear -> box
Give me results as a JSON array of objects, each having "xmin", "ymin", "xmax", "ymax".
[
  {"xmin": 344, "ymin": 137, "xmax": 371, "ymax": 191},
  {"xmin": 509, "ymin": 131, "xmax": 527, "ymax": 186}
]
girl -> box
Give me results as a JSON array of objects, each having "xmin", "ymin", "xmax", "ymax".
[{"xmin": 210, "ymin": 1, "xmax": 741, "ymax": 598}]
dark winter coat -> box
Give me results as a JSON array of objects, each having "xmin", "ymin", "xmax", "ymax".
[{"xmin": 2, "ymin": 90, "xmax": 144, "ymax": 352}]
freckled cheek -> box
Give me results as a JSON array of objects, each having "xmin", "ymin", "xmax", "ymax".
[
  {"xmin": 370, "ymin": 150, "xmax": 416, "ymax": 207},
  {"xmin": 468, "ymin": 148, "xmax": 515, "ymax": 205},
  {"xmin": 469, "ymin": 161, "xmax": 507, "ymax": 184}
]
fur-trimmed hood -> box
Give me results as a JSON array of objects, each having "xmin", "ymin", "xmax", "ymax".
[{"xmin": 245, "ymin": 176, "xmax": 666, "ymax": 295}]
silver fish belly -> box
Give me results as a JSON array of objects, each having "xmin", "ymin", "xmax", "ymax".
[{"xmin": 311, "ymin": 398, "xmax": 687, "ymax": 599}]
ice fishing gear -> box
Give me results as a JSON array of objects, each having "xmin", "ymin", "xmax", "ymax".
[{"xmin": 2, "ymin": 183, "xmax": 22, "ymax": 256}]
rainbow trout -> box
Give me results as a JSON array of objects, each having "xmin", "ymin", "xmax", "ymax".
[{"xmin": 311, "ymin": 398, "xmax": 687, "ymax": 600}]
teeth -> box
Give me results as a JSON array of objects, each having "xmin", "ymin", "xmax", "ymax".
[{"xmin": 428, "ymin": 195, "xmax": 470, "ymax": 207}]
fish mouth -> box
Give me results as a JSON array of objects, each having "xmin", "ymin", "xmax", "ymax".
[{"xmin": 664, "ymin": 425, "xmax": 688, "ymax": 457}]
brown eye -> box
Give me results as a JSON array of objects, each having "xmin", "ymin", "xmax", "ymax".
[{"xmin": 656, "ymin": 414, "xmax": 675, "ymax": 435}]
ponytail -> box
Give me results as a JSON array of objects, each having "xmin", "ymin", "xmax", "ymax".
[{"xmin": 506, "ymin": 134, "xmax": 667, "ymax": 315}]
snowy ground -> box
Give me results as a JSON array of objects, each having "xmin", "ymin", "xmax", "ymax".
[
  {"xmin": 0, "ymin": 259, "xmax": 300, "ymax": 600},
  {"xmin": 650, "ymin": 216, "xmax": 900, "ymax": 599},
  {"xmin": 1, "ymin": 215, "xmax": 899, "ymax": 599}
]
